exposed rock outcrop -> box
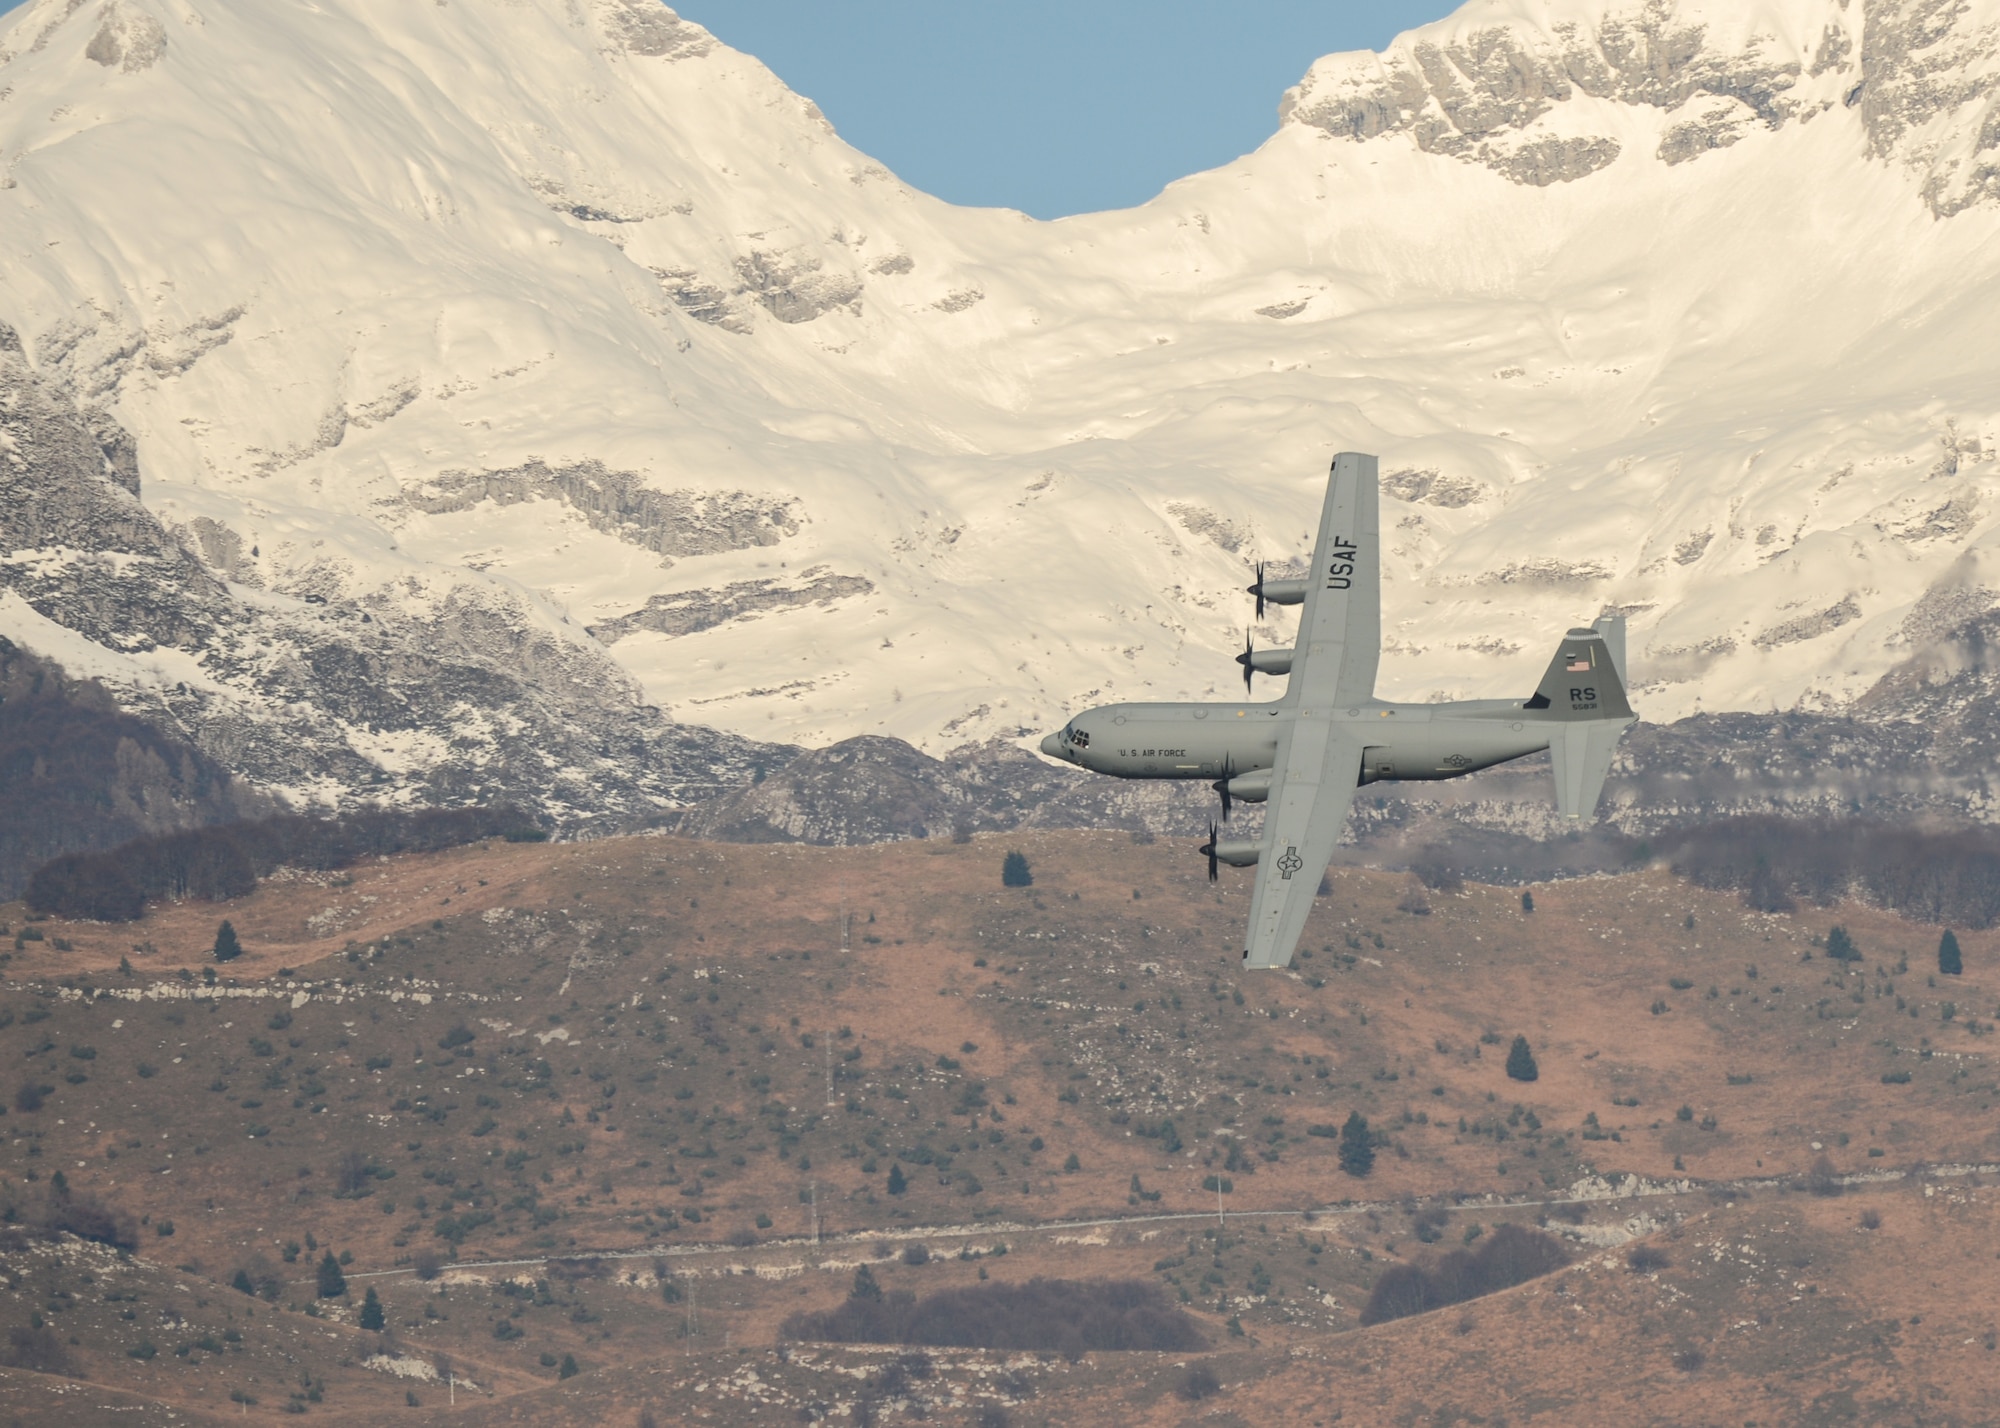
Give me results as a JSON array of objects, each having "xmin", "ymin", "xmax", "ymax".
[
  {"xmin": 405, "ymin": 461, "xmax": 801, "ymax": 565},
  {"xmin": 590, "ymin": 569, "xmax": 874, "ymax": 643},
  {"xmin": 0, "ymin": 338, "xmax": 787, "ymax": 835},
  {"xmin": 1281, "ymin": 3, "xmax": 1812, "ymax": 184},
  {"xmin": 1279, "ymin": 0, "xmax": 2000, "ymax": 212}
]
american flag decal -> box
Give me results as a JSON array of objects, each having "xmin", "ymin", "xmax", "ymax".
[{"xmin": 1566, "ymin": 652, "xmax": 1592, "ymax": 672}]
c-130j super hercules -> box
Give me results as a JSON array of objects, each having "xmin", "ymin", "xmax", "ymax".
[{"xmin": 1039, "ymin": 452, "xmax": 1636, "ymax": 971}]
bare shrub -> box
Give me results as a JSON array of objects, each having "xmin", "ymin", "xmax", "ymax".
[
  {"xmin": 232, "ymin": 1254, "xmax": 283, "ymax": 1301},
  {"xmin": 781, "ymin": 1277, "xmax": 1204, "ymax": 1352},
  {"xmin": 41, "ymin": 1176, "xmax": 136, "ymax": 1251},
  {"xmin": 1672, "ymin": 1347, "xmax": 1707, "ymax": 1373},
  {"xmin": 1176, "ymin": 1364, "xmax": 1222, "ymax": 1401},
  {"xmin": 1859, "ymin": 1209, "xmax": 1882, "ymax": 1230},
  {"xmin": 994, "ymin": 1369, "xmax": 1034, "ymax": 1400},
  {"xmin": 333, "ymin": 1150, "xmax": 373, "ymax": 1197},
  {"xmin": 1, "ymin": 1324, "xmax": 71, "ymax": 1375},
  {"xmin": 1658, "ymin": 816, "xmax": 2000, "ymax": 929},
  {"xmin": 412, "ymin": 1248, "xmax": 444, "ymax": 1281},
  {"xmin": 1807, "ymin": 1154, "xmax": 1842, "ymax": 1197},
  {"xmin": 1359, "ymin": 1224, "xmax": 1569, "ymax": 1326},
  {"xmin": 901, "ymin": 1242, "xmax": 930, "ymax": 1266},
  {"xmin": 1412, "ymin": 850, "xmax": 1464, "ymax": 892},
  {"xmin": 872, "ymin": 1359, "xmax": 909, "ymax": 1398},
  {"xmin": 1359, "ymin": 1264, "xmax": 1432, "ymax": 1326},
  {"xmin": 26, "ymin": 805, "xmax": 529, "ymax": 921},
  {"xmin": 549, "ymin": 1257, "xmax": 609, "ymax": 1280},
  {"xmin": 1626, "ymin": 1244, "xmax": 1670, "ymax": 1274}
]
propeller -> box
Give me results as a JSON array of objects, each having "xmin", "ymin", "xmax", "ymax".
[
  {"xmin": 1235, "ymin": 629, "xmax": 1257, "ymax": 695},
  {"xmin": 1198, "ymin": 821, "xmax": 1219, "ymax": 883},
  {"xmin": 1249, "ymin": 561, "xmax": 1267, "ymax": 620},
  {"xmin": 1214, "ymin": 754, "xmax": 1235, "ymax": 821}
]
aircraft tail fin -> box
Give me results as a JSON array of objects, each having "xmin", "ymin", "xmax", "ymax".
[
  {"xmin": 1525, "ymin": 627, "xmax": 1633, "ymax": 723},
  {"xmin": 1525, "ymin": 624, "xmax": 1634, "ymax": 820}
]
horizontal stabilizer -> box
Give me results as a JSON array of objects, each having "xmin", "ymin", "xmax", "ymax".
[{"xmin": 1549, "ymin": 718, "xmax": 1624, "ymax": 820}]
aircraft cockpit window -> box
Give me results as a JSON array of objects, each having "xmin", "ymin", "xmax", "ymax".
[{"xmin": 1070, "ymin": 727, "xmax": 1089, "ymax": 749}]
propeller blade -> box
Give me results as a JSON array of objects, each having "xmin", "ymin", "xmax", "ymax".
[
  {"xmin": 1252, "ymin": 561, "xmax": 1266, "ymax": 620},
  {"xmin": 1217, "ymin": 754, "xmax": 1234, "ymax": 821},
  {"xmin": 1238, "ymin": 629, "xmax": 1255, "ymax": 695},
  {"xmin": 1201, "ymin": 822, "xmax": 1220, "ymax": 883}
]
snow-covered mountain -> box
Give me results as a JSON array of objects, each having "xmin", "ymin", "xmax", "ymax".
[{"xmin": 2, "ymin": 0, "xmax": 1998, "ymax": 824}]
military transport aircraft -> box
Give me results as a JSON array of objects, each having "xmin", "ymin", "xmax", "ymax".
[{"xmin": 1037, "ymin": 452, "xmax": 1635, "ymax": 971}]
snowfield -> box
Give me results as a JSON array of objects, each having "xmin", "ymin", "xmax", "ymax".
[{"xmin": 1, "ymin": 0, "xmax": 1998, "ymax": 804}]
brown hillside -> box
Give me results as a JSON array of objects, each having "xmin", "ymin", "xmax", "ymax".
[{"xmin": 2, "ymin": 831, "xmax": 1998, "ymax": 1424}]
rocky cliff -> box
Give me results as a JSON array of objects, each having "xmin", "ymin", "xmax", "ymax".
[{"xmin": 0, "ymin": 330, "xmax": 783, "ymax": 852}]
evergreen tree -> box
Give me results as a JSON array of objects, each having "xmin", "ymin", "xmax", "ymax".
[
  {"xmin": 558, "ymin": 1354, "xmax": 580, "ymax": 1380},
  {"xmin": 1825, "ymin": 925, "xmax": 1859, "ymax": 962},
  {"xmin": 850, "ymin": 1265, "xmax": 883, "ymax": 1302},
  {"xmin": 1505, "ymin": 1035, "xmax": 1539, "ymax": 1083},
  {"xmin": 1338, "ymin": 1111, "xmax": 1375, "ymax": 1178},
  {"xmin": 315, "ymin": 1250, "xmax": 346, "ymax": 1298},
  {"xmin": 1001, "ymin": 851, "xmax": 1033, "ymax": 888},
  {"xmin": 359, "ymin": 1286, "xmax": 385, "ymax": 1331},
  {"xmin": 1520, "ymin": 890, "xmax": 1534, "ymax": 913},
  {"xmin": 886, "ymin": 1162, "xmax": 907, "ymax": 1196},
  {"xmin": 232, "ymin": 1268, "xmax": 256, "ymax": 1297},
  {"xmin": 212, "ymin": 919, "xmax": 242, "ymax": 963},
  {"xmin": 1940, "ymin": 929, "xmax": 1964, "ymax": 976}
]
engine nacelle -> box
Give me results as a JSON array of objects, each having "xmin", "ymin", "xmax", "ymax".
[
  {"xmin": 1218, "ymin": 769, "xmax": 1274, "ymax": 803},
  {"xmin": 1259, "ymin": 578, "xmax": 1308, "ymax": 606},
  {"xmin": 1212, "ymin": 838, "xmax": 1262, "ymax": 867},
  {"xmin": 1244, "ymin": 648, "xmax": 1293, "ymax": 676}
]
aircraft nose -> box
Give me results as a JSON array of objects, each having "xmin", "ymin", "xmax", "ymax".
[{"xmin": 1038, "ymin": 732, "xmax": 1067, "ymax": 760}]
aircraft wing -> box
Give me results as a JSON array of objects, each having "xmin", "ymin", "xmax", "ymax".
[
  {"xmin": 1241, "ymin": 712, "xmax": 1362, "ymax": 969},
  {"xmin": 1239, "ymin": 452, "xmax": 1377, "ymax": 968},
  {"xmin": 1287, "ymin": 451, "xmax": 1381, "ymax": 707}
]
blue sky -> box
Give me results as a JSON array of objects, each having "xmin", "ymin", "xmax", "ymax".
[
  {"xmin": 678, "ymin": 2, "xmax": 1459, "ymax": 217},
  {"xmin": 0, "ymin": 0, "xmax": 1462, "ymax": 217}
]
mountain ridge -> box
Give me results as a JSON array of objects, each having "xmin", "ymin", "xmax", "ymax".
[{"xmin": 0, "ymin": 0, "xmax": 1996, "ymax": 839}]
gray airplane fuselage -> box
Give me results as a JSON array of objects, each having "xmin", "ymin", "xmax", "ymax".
[{"xmin": 1040, "ymin": 697, "xmax": 1548, "ymax": 787}]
